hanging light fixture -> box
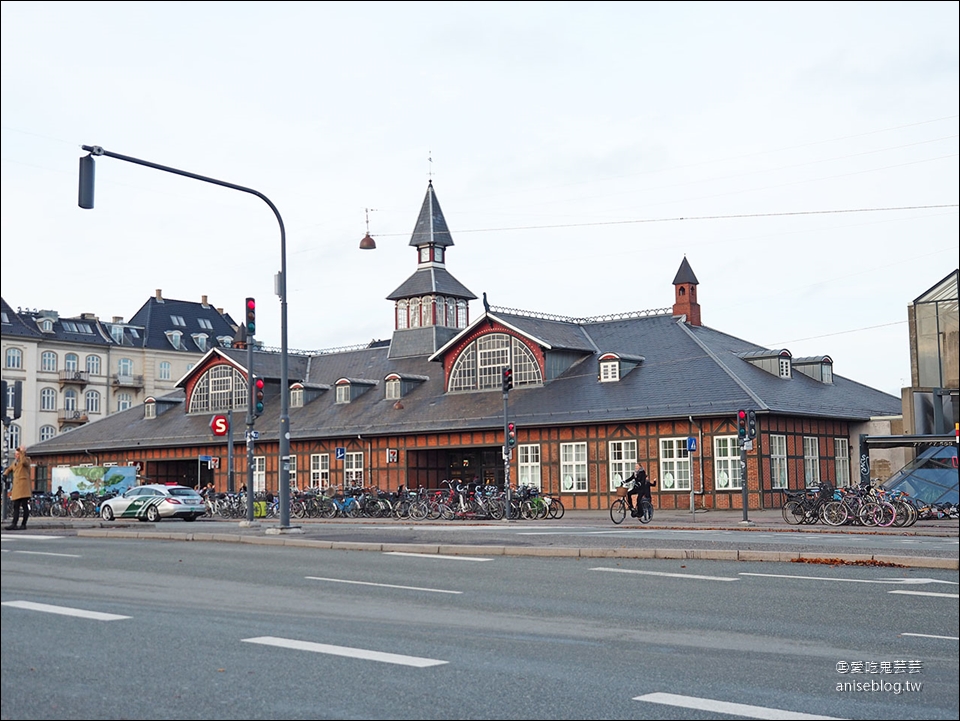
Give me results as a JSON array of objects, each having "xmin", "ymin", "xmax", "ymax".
[{"xmin": 359, "ymin": 207, "xmax": 377, "ymax": 249}]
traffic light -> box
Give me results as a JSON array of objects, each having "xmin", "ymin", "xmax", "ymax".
[
  {"xmin": 252, "ymin": 376, "xmax": 265, "ymax": 417},
  {"xmin": 245, "ymin": 297, "xmax": 256, "ymax": 336},
  {"xmin": 747, "ymin": 409, "xmax": 757, "ymax": 439},
  {"xmin": 502, "ymin": 367, "xmax": 513, "ymax": 393},
  {"xmin": 1, "ymin": 380, "xmax": 6, "ymax": 421},
  {"xmin": 507, "ymin": 422, "xmax": 516, "ymax": 448},
  {"xmin": 737, "ymin": 409, "xmax": 747, "ymax": 440}
]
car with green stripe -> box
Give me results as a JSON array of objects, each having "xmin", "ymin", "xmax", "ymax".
[{"xmin": 99, "ymin": 484, "xmax": 205, "ymax": 522}]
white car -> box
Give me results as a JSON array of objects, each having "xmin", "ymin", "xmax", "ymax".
[{"xmin": 99, "ymin": 484, "xmax": 205, "ymax": 523}]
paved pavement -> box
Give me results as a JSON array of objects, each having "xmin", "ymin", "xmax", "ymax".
[{"xmin": 5, "ymin": 507, "xmax": 957, "ymax": 569}]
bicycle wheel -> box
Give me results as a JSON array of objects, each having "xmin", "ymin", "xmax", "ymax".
[
  {"xmin": 549, "ymin": 498, "xmax": 565, "ymax": 519},
  {"xmin": 610, "ymin": 498, "xmax": 626, "ymax": 525},
  {"xmin": 874, "ymin": 501, "xmax": 897, "ymax": 528},
  {"xmin": 819, "ymin": 500, "xmax": 848, "ymax": 527},
  {"xmin": 857, "ymin": 501, "xmax": 881, "ymax": 526},
  {"xmin": 638, "ymin": 499, "xmax": 653, "ymax": 524},
  {"xmin": 781, "ymin": 500, "xmax": 804, "ymax": 525},
  {"xmin": 408, "ymin": 499, "xmax": 429, "ymax": 521}
]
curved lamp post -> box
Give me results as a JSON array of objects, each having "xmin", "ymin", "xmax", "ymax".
[{"xmin": 78, "ymin": 145, "xmax": 292, "ymax": 528}]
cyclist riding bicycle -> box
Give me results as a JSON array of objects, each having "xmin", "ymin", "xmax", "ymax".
[{"xmin": 622, "ymin": 462, "xmax": 655, "ymax": 517}]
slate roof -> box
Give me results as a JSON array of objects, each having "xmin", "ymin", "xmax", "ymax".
[
  {"xmin": 27, "ymin": 303, "xmax": 902, "ymax": 456},
  {"xmin": 127, "ymin": 293, "xmax": 238, "ymax": 353},
  {"xmin": 408, "ymin": 180, "xmax": 454, "ymax": 248},
  {"xmin": 1, "ymin": 298, "xmax": 43, "ymax": 339}
]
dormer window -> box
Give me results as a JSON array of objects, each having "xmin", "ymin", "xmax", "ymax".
[
  {"xmin": 191, "ymin": 333, "xmax": 208, "ymax": 352},
  {"xmin": 386, "ymin": 377, "xmax": 401, "ymax": 400},
  {"xmin": 110, "ymin": 325, "xmax": 124, "ymax": 344},
  {"xmin": 170, "ymin": 315, "xmax": 186, "ymax": 327},
  {"xmin": 165, "ymin": 330, "xmax": 183, "ymax": 350},
  {"xmin": 822, "ymin": 362, "xmax": 833, "ymax": 384},
  {"xmin": 40, "ymin": 319, "xmax": 53, "ymax": 332},
  {"xmin": 290, "ymin": 385, "xmax": 304, "ymax": 408},
  {"xmin": 600, "ymin": 359, "xmax": 620, "ymax": 382},
  {"xmin": 144, "ymin": 399, "xmax": 156, "ymax": 419},
  {"xmin": 336, "ymin": 383, "xmax": 351, "ymax": 404},
  {"xmin": 779, "ymin": 357, "xmax": 792, "ymax": 379}
]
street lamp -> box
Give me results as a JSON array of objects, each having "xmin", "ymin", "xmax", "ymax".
[{"xmin": 78, "ymin": 145, "xmax": 293, "ymax": 528}]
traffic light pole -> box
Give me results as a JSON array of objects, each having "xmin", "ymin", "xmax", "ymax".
[
  {"xmin": 739, "ymin": 440, "xmax": 749, "ymax": 523},
  {"xmin": 79, "ymin": 145, "xmax": 292, "ymax": 530},
  {"xmin": 246, "ymin": 337, "xmax": 255, "ymax": 523},
  {"xmin": 502, "ymin": 391, "xmax": 511, "ymax": 521}
]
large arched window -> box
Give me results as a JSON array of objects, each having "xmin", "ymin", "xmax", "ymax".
[
  {"xmin": 40, "ymin": 387, "xmax": 57, "ymax": 411},
  {"xmin": 448, "ymin": 333, "xmax": 542, "ymax": 392},
  {"xmin": 86, "ymin": 354, "xmax": 101, "ymax": 375},
  {"xmin": 188, "ymin": 364, "xmax": 249, "ymax": 413},
  {"xmin": 5, "ymin": 347, "xmax": 22, "ymax": 369},
  {"xmin": 396, "ymin": 300, "xmax": 409, "ymax": 330},
  {"xmin": 64, "ymin": 353, "xmax": 79, "ymax": 372}
]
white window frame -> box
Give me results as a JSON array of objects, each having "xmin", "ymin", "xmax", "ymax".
[
  {"xmin": 64, "ymin": 388, "xmax": 78, "ymax": 411},
  {"xmin": 834, "ymin": 437, "xmax": 850, "ymax": 487},
  {"xmin": 40, "ymin": 387, "xmax": 57, "ymax": 411},
  {"xmin": 518, "ymin": 444, "xmax": 541, "ymax": 490},
  {"xmin": 5, "ymin": 347, "xmax": 23, "ymax": 369},
  {"xmin": 290, "ymin": 387, "xmax": 304, "ymax": 408},
  {"xmin": 779, "ymin": 357, "xmax": 792, "ymax": 378},
  {"xmin": 85, "ymin": 390, "xmax": 101, "ymax": 414},
  {"xmin": 64, "ymin": 353, "xmax": 79, "ymax": 372},
  {"xmin": 770, "ymin": 434, "xmax": 788, "ymax": 489},
  {"xmin": 344, "ymin": 451, "xmax": 364, "ymax": 486},
  {"xmin": 336, "ymin": 384, "xmax": 350, "ymax": 404},
  {"xmin": 86, "ymin": 354, "xmax": 101, "ymax": 375},
  {"xmin": 607, "ymin": 440, "xmax": 637, "ymax": 490},
  {"xmin": 288, "ymin": 454, "xmax": 298, "ymax": 491},
  {"xmin": 385, "ymin": 378, "xmax": 401, "ymax": 400},
  {"xmin": 803, "ymin": 436, "xmax": 820, "ymax": 486},
  {"xmin": 310, "ymin": 453, "xmax": 330, "ymax": 489},
  {"xmin": 158, "ymin": 361, "xmax": 171, "ymax": 381},
  {"xmin": 8, "ymin": 424, "xmax": 21, "ymax": 448},
  {"xmin": 659, "ymin": 438, "xmax": 691, "ymax": 491},
  {"xmin": 117, "ymin": 392, "xmax": 133, "ymax": 411},
  {"xmin": 253, "ymin": 455, "xmax": 266, "ymax": 493},
  {"xmin": 144, "ymin": 402, "xmax": 156, "ymax": 419},
  {"xmin": 600, "ymin": 360, "xmax": 619, "ymax": 382},
  {"xmin": 39, "ymin": 425, "xmax": 57, "ymax": 441},
  {"xmin": 713, "ymin": 436, "xmax": 740, "ymax": 490},
  {"xmin": 560, "ymin": 442, "xmax": 588, "ymax": 492},
  {"xmin": 41, "ymin": 351, "xmax": 57, "ymax": 372}
]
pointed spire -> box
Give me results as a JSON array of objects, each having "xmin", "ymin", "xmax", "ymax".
[
  {"xmin": 409, "ymin": 180, "xmax": 454, "ymax": 248},
  {"xmin": 672, "ymin": 255, "xmax": 699, "ymax": 285}
]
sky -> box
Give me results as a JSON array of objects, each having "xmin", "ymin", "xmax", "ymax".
[{"xmin": 2, "ymin": 1, "xmax": 957, "ymax": 399}]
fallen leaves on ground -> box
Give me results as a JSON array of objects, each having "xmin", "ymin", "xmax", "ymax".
[{"xmin": 791, "ymin": 557, "xmax": 905, "ymax": 568}]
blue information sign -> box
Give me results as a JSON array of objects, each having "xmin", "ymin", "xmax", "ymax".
[
  {"xmin": 336, "ymin": 447, "xmax": 346, "ymax": 460},
  {"xmin": 687, "ymin": 437, "xmax": 697, "ymax": 452}
]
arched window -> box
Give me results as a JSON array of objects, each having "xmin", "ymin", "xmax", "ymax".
[
  {"xmin": 118, "ymin": 358, "xmax": 134, "ymax": 377},
  {"xmin": 41, "ymin": 351, "xmax": 57, "ymax": 372},
  {"xmin": 39, "ymin": 425, "xmax": 57, "ymax": 441},
  {"xmin": 409, "ymin": 298, "xmax": 421, "ymax": 328},
  {"xmin": 64, "ymin": 353, "xmax": 79, "ymax": 372},
  {"xmin": 8, "ymin": 424, "xmax": 21, "ymax": 449},
  {"xmin": 396, "ymin": 300, "xmax": 409, "ymax": 330},
  {"xmin": 86, "ymin": 354, "xmax": 101, "ymax": 375},
  {"xmin": 188, "ymin": 364, "xmax": 249, "ymax": 413},
  {"xmin": 64, "ymin": 388, "xmax": 78, "ymax": 411},
  {"xmin": 41, "ymin": 387, "xmax": 57, "ymax": 411},
  {"xmin": 5, "ymin": 347, "xmax": 22, "ymax": 369},
  {"xmin": 448, "ymin": 333, "xmax": 542, "ymax": 392},
  {"xmin": 456, "ymin": 300, "xmax": 467, "ymax": 328},
  {"xmin": 421, "ymin": 296, "xmax": 434, "ymax": 326},
  {"xmin": 117, "ymin": 392, "xmax": 133, "ymax": 411},
  {"xmin": 85, "ymin": 390, "xmax": 101, "ymax": 414}
]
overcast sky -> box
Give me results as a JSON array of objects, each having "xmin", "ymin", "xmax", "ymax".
[{"xmin": 2, "ymin": 1, "xmax": 957, "ymax": 398}]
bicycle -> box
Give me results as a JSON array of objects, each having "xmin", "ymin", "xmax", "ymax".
[{"xmin": 610, "ymin": 493, "xmax": 653, "ymax": 525}]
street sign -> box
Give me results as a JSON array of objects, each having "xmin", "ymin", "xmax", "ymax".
[
  {"xmin": 742, "ymin": 440, "xmax": 754, "ymax": 452},
  {"xmin": 199, "ymin": 455, "xmax": 212, "ymax": 462},
  {"xmin": 336, "ymin": 447, "xmax": 346, "ymax": 460},
  {"xmin": 687, "ymin": 436, "xmax": 697, "ymax": 452},
  {"xmin": 210, "ymin": 414, "xmax": 229, "ymax": 436},
  {"xmin": 246, "ymin": 430, "xmax": 260, "ymax": 440}
]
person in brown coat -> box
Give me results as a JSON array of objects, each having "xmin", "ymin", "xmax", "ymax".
[{"xmin": 3, "ymin": 445, "xmax": 32, "ymax": 530}]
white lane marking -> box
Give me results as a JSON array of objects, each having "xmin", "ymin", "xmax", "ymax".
[
  {"xmin": 888, "ymin": 590, "xmax": 959, "ymax": 598},
  {"xmin": 901, "ymin": 632, "xmax": 959, "ymax": 640},
  {"xmin": 5, "ymin": 550, "xmax": 81, "ymax": 558},
  {"xmin": 592, "ymin": 567, "xmax": 738, "ymax": 582},
  {"xmin": 634, "ymin": 692, "xmax": 845, "ymax": 720},
  {"xmin": 383, "ymin": 551, "xmax": 491, "ymax": 561},
  {"xmin": 242, "ymin": 636, "xmax": 447, "ymax": 667},
  {"xmin": 1, "ymin": 534, "xmax": 64, "ymax": 540},
  {"xmin": 1, "ymin": 600, "xmax": 129, "ymax": 621},
  {"xmin": 740, "ymin": 573, "xmax": 959, "ymax": 586},
  {"xmin": 305, "ymin": 576, "xmax": 461, "ymax": 594}
]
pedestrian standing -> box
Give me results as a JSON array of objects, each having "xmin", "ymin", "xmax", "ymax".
[{"xmin": 3, "ymin": 446, "xmax": 33, "ymax": 530}]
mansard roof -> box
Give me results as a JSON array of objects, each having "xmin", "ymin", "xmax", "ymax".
[
  {"xmin": 1, "ymin": 298, "xmax": 43, "ymax": 339},
  {"xmin": 127, "ymin": 292, "xmax": 238, "ymax": 353},
  {"xmin": 387, "ymin": 266, "xmax": 477, "ymax": 301}
]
